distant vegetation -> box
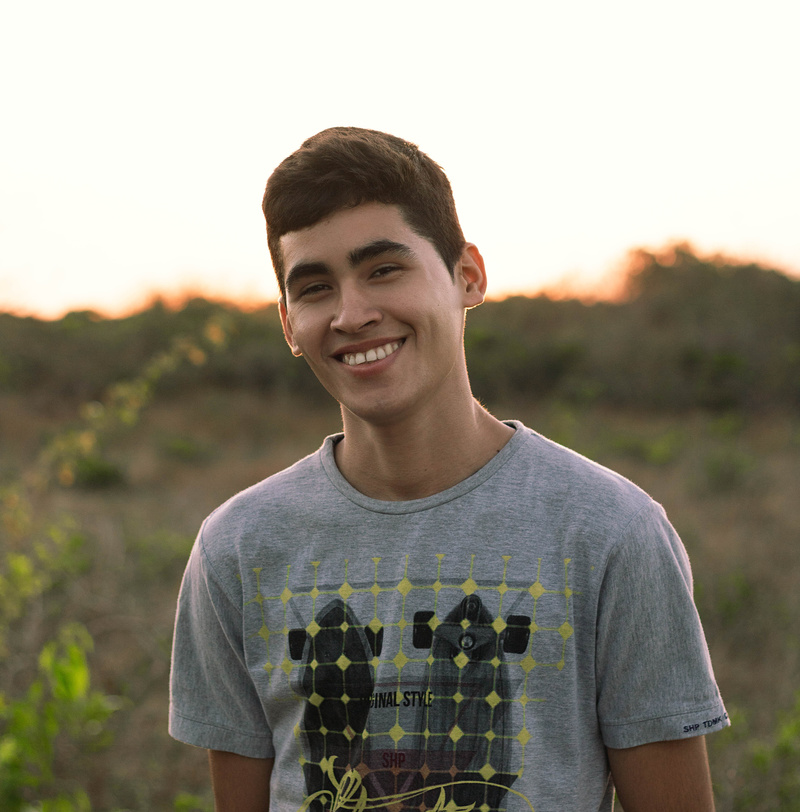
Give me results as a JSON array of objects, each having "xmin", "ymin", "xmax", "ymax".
[
  {"xmin": 1, "ymin": 243, "xmax": 798, "ymax": 412},
  {"xmin": 1, "ymin": 244, "xmax": 799, "ymax": 810}
]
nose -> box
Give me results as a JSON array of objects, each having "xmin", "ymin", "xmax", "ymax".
[{"xmin": 330, "ymin": 283, "xmax": 382, "ymax": 334}]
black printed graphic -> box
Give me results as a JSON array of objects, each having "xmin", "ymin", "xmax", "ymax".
[
  {"xmin": 253, "ymin": 555, "xmax": 576, "ymax": 811},
  {"xmin": 290, "ymin": 595, "xmax": 523, "ymax": 811},
  {"xmin": 291, "ymin": 599, "xmax": 375, "ymax": 810}
]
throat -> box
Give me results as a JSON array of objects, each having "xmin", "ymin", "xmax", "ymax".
[{"xmin": 334, "ymin": 403, "xmax": 514, "ymax": 501}]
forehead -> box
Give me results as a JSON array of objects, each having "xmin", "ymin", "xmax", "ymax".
[{"xmin": 279, "ymin": 202, "xmax": 426, "ymax": 268}]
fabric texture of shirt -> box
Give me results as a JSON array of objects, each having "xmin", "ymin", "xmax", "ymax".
[{"xmin": 169, "ymin": 422, "xmax": 729, "ymax": 812}]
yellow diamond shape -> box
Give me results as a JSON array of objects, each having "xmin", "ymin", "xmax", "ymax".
[
  {"xmin": 280, "ymin": 587, "xmax": 292, "ymax": 604},
  {"xmin": 449, "ymin": 725, "xmax": 464, "ymax": 743},
  {"xmin": 307, "ymin": 620, "xmax": 321, "ymax": 637},
  {"xmin": 485, "ymin": 690, "xmax": 501, "ymax": 708},
  {"xmin": 309, "ymin": 692, "xmax": 323, "ymax": 707},
  {"xmin": 529, "ymin": 581, "xmax": 545, "ymax": 599},
  {"xmin": 341, "ymin": 693, "xmax": 351, "ymax": 704},
  {"xmin": 491, "ymin": 656, "xmax": 501, "ymax": 668},
  {"xmin": 369, "ymin": 618, "xmax": 382, "ymax": 633},
  {"xmin": 339, "ymin": 582, "xmax": 353, "ymax": 600},
  {"xmin": 453, "ymin": 692, "xmax": 464, "ymax": 704},
  {"xmin": 393, "ymin": 650, "xmax": 409, "ymax": 669},
  {"xmin": 479, "ymin": 763, "xmax": 496, "ymax": 781},
  {"xmin": 559, "ymin": 622, "xmax": 573, "ymax": 640},
  {"xmin": 310, "ymin": 587, "xmax": 320, "ymax": 599},
  {"xmin": 337, "ymin": 654, "xmax": 351, "ymax": 671},
  {"xmin": 390, "ymin": 724, "xmax": 405, "ymax": 743},
  {"xmin": 461, "ymin": 577, "xmax": 477, "ymax": 595},
  {"xmin": 517, "ymin": 727, "xmax": 531, "ymax": 746},
  {"xmin": 343, "ymin": 725, "xmax": 356, "ymax": 741},
  {"xmin": 433, "ymin": 580, "xmax": 443, "ymax": 593},
  {"xmin": 281, "ymin": 658, "xmax": 293, "ymax": 676},
  {"xmin": 454, "ymin": 652, "xmax": 469, "ymax": 669},
  {"xmin": 520, "ymin": 655, "xmax": 537, "ymax": 673},
  {"xmin": 340, "ymin": 621, "xmax": 349, "ymax": 632},
  {"xmin": 486, "ymin": 730, "xmax": 496, "ymax": 741},
  {"xmin": 397, "ymin": 618, "xmax": 407, "ymax": 630},
  {"xmin": 258, "ymin": 625, "xmax": 270, "ymax": 642},
  {"xmin": 492, "ymin": 617, "xmax": 507, "ymax": 633},
  {"xmin": 397, "ymin": 577, "xmax": 413, "ymax": 596},
  {"xmin": 497, "ymin": 582, "xmax": 508, "ymax": 595},
  {"xmin": 370, "ymin": 582, "xmax": 381, "ymax": 597},
  {"xmin": 263, "ymin": 662, "xmax": 273, "ymax": 673},
  {"xmin": 565, "ymin": 587, "xmax": 573, "ymax": 599}
]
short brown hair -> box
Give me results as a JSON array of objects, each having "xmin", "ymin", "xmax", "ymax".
[{"xmin": 262, "ymin": 127, "xmax": 466, "ymax": 297}]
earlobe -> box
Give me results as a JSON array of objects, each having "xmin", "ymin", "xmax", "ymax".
[
  {"xmin": 278, "ymin": 297, "xmax": 303, "ymax": 357},
  {"xmin": 459, "ymin": 243, "xmax": 488, "ymax": 308}
]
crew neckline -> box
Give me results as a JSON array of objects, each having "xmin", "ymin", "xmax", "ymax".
[{"xmin": 319, "ymin": 420, "xmax": 527, "ymax": 514}]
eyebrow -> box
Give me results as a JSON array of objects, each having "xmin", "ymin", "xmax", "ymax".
[
  {"xmin": 347, "ymin": 239, "xmax": 415, "ymax": 267},
  {"xmin": 285, "ymin": 239, "xmax": 416, "ymax": 295}
]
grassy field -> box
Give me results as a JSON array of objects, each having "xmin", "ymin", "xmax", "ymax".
[{"xmin": 2, "ymin": 379, "xmax": 799, "ymax": 810}]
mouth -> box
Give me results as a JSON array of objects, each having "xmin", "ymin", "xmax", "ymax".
[{"xmin": 338, "ymin": 339, "xmax": 404, "ymax": 367}]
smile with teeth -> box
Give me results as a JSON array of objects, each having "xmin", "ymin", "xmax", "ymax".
[{"xmin": 340, "ymin": 340, "xmax": 403, "ymax": 367}]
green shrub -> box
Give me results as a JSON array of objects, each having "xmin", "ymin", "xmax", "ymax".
[{"xmin": 72, "ymin": 456, "xmax": 124, "ymax": 489}]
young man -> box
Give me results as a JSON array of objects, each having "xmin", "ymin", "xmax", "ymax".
[{"xmin": 170, "ymin": 128, "xmax": 729, "ymax": 811}]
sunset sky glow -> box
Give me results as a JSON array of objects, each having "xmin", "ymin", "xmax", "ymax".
[{"xmin": 2, "ymin": 0, "xmax": 799, "ymax": 318}]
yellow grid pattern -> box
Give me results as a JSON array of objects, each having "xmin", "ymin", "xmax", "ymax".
[{"xmin": 247, "ymin": 554, "xmax": 577, "ymax": 774}]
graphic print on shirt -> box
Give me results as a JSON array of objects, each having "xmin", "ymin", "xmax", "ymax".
[{"xmin": 249, "ymin": 554, "xmax": 577, "ymax": 812}]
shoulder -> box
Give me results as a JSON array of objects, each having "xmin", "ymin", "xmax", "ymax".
[
  {"xmin": 195, "ymin": 440, "xmax": 332, "ymax": 573},
  {"xmin": 510, "ymin": 423, "xmax": 658, "ymax": 523}
]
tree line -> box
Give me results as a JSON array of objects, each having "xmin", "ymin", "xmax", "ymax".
[{"xmin": 2, "ymin": 244, "xmax": 798, "ymax": 412}]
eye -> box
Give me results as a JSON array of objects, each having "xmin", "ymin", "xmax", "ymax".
[
  {"xmin": 296, "ymin": 281, "xmax": 331, "ymax": 299},
  {"xmin": 371, "ymin": 264, "xmax": 401, "ymax": 279}
]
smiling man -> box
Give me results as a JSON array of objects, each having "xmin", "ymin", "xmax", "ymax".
[{"xmin": 169, "ymin": 128, "xmax": 729, "ymax": 811}]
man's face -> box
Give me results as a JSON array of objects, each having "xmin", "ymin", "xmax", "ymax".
[{"xmin": 279, "ymin": 203, "xmax": 485, "ymax": 427}]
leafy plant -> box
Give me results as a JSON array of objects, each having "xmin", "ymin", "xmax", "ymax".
[
  {"xmin": 0, "ymin": 625, "xmax": 119, "ymax": 811},
  {"xmin": 0, "ymin": 312, "xmax": 232, "ymax": 809}
]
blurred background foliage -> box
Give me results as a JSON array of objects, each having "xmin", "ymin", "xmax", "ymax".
[
  {"xmin": 1, "ymin": 245, "xmax": 799, "ymax": 810},
  {"xmin": 1, "ymin": 244, "xmax": 798, "ymax": 413}
]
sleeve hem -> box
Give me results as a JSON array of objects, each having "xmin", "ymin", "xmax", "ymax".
[
  {"xmin": 169, "ymin": 708, "xmax": 275, "ymax": 759},
  {"xmin": 601, "ymin": 703, "xmax": 730, "ymax": 749}
]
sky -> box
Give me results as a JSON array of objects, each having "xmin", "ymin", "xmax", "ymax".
[{"xmin": 1, "ymin": 0, "xmax": 799, "ymax": 319}]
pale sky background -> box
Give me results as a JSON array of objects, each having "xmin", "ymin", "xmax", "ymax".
[{"xmin": 1, "ymin": 0, "xmax": 798, "ymax": 319}]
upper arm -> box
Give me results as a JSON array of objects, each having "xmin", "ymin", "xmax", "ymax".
[
  {"xmin": 607, "ymin": 737, "xmax": 714, "ymax": 812},
  {"xmin": 208, "ymin": 750, "xmax": 274, "ymax": 812}
]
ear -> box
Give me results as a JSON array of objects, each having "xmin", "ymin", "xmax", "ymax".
[
  {"xmin": 279, "ymin": 297, "xmax": 303, "ymax": 356},
  {"xmin": 457, "ymin": 243, "xmax": 488, "ymax": 309}
]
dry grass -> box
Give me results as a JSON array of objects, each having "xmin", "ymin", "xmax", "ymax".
[{"xmin": 3, "ymin": 388, "xmax": 798, "ymax": 809}]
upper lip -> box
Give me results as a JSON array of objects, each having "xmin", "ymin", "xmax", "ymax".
[{"xmin": 330, "ymin": 337, "xmax": 406, "ymax": 359}]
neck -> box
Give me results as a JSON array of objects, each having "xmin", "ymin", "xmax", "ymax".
[{"xmin": 334, "ymin": 397, "xmax": 514, "ymax": 501}]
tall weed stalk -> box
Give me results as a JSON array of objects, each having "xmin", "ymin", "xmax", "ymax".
[{"xmin": 0, "ymin": 314, "xmax": 229, "ymax": 810}]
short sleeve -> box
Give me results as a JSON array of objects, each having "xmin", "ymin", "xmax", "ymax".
[
  {"xmin": 169, "ymin": 528, "xmax": 274, "ymax": 758},
  {"xmin": 596, "ymin": 502, "xmax": 729, "ymax": 749}
]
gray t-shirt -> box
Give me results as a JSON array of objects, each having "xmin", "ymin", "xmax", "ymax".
[{"xmin": 169, "ymin": 422, "xmax": 728, "ymax": 811}]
